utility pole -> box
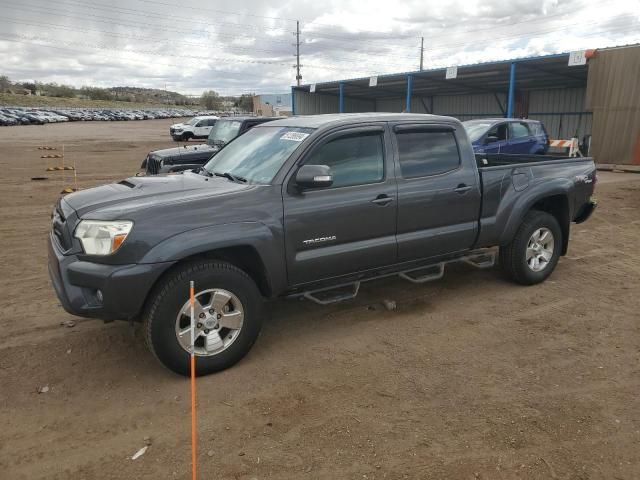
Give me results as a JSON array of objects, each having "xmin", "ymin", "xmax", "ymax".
[
  {"xmin": 419, "ymin": 36, "xmax": 424, "ymax": 71},
  {"xmin": 293, "ymin": 20, "xmax": 302, "ymax": 86}
]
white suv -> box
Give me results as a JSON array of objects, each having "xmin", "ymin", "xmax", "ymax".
[{"xmin": 169, "ymin": 115, "xmax": 219, "ymax": 141}]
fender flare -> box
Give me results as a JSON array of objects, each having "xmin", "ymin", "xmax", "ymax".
[
  {"xmin": 139, "ymin": 221, "xmax": 286, "ymax": 295},
  {"xmin": 498, "ymin": 179, "xmax": 572, "ymax": 247}
]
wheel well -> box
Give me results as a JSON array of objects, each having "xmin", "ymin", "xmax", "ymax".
[
  {"xmin": 171, "ymin": 246, "xmax": 272, "ymax": 297},
  {"xmin": 531, "ymin": 195, "xmax": 570, "ymax": 255}
]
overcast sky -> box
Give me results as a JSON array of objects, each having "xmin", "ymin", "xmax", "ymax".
[{"xmin": 0, "ymin": 0, "xmax": 639, "ymax": 96}]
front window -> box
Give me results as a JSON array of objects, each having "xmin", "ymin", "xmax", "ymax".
[
  {"xmin": 462, "ymin": 121, "xmax": 493, "ymax": 142},
  {"xmin": 207, "ymin": 120, "xmax": 243, "ymax": 146},
  {"xmin": 204, "ymin": 126, "xmax": 314, "ymax": 184},
  {"xmin": 186, "ymin": 117, "xmax": 200, "ymax": 126},
  {"xmin": 303, "ymin": 132, "xmax": 384, "ymax": 188}
]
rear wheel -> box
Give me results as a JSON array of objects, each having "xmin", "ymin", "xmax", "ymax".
[
  {"xmin": 143, "ymin": 261, "xmax": 264, "ymax": 376},
  {"xmin": 499, "ymin": 210, "xmax": 562, "ymax": 285}
]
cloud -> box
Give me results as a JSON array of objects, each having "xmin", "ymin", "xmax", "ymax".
[{"xmin": 0, "ymin": 0, "xmax": 638, "ymax": 95}]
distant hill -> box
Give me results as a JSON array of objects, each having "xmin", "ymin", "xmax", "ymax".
[{"xmin": 108, "ymin": 86, "xmax": 197, "ymax": 105}]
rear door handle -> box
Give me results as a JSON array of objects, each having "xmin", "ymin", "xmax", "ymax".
[
  {"xmin": 371, "ymin": 194, "xmax": 393, "ymax": 206},
  {"xmin": 454, "ymin": 184, "xmax": 472, "ymax": 194}
]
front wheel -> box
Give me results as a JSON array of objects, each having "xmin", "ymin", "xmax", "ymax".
[
  {"xmin": 499, "ymin": 210, "xmax": 562, "ymax": 285},
  {"xmin": 143, "ymin": 261, "xmax": 264, "ymax": 376}
]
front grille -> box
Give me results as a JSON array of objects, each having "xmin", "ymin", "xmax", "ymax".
[
  {"xmin": 52, "ymin": 203, "xmax": 71, "ymax": 250},
  {"xmin": 146, "ymin": 156, "xmax": 162, "ymax": 174}
]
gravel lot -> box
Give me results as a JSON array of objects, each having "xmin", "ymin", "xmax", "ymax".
[{"xmin": 1, "ymin": 119, "xmax": 639, "ymax": 479}]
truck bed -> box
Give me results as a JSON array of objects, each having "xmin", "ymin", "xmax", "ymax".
[{"xmin": 476, "ymin": 153, "xmax": 586, "ymax": 168}]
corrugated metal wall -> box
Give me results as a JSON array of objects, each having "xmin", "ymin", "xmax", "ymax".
[
  {"xmin": 374, "ymin": 93, "xmax": 505, "ymax": 117},
  {"xmin": 293, "ymin": 90, "xmax": 374, "ymax": 115},
  {"xmin": 433, "ymin": 93, "xmax": 505, "ymax": 118},
  {"xmin": 528, "ymin": 88, "xmax": 592, "ymax": 141},
  {"xmin": 586, "ymin": 45, "xmax": 640, "ymax": 165}
]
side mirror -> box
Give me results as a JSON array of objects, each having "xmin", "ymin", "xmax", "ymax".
[
  {"xmin": 296, "ymin": 165, "xmax": 333, "ymax": 189},
  {"xmin": 485, "ymin": 135, "xmax": 499, "ymax": 145}
]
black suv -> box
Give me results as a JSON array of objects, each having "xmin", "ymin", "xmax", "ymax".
[{"xmin": 142, "ymin": 116, "xmax": 277, "ymax": 175}]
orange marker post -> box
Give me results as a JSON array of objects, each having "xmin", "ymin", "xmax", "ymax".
[{"xmin": 189, "ymin": 280, "xmax": 197, "ymax": 480}]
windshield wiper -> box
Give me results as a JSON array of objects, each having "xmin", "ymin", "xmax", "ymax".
[
  {"xmin": 213, "ymin": 171, "xmax": 247, "ymax": 183},
  {"xmin": 195, "ymin": 166, "xmax": 213, "ymax": 177}
]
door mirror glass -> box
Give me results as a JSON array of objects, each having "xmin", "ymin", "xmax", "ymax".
[
  {"xmin": 296, "ymin": 165, "xmax": 333, "ymax": 189},
  {"xmin": 485, "ymin": 135, "xmax": 499, "ymax": 144}
]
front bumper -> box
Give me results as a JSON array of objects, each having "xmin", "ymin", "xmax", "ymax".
[
  {"xmin": 574, "ymin": 199, "xmax": 597, "ymax": 224},
  {"xmin": 48, "ymin": 233, "xmax": 174, "ymax": 321}
]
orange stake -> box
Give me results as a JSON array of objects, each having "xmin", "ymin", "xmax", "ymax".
[{"xmin": 190, "ymin": 281, "xmax": 197, "ymax": 480}]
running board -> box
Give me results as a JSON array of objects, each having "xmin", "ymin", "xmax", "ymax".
[
  {"xmin": 303, "ymin": 282, "xmax": 360, "ymax": 305},
  {"xmin": 462, "ymin": 252, "xmax": 496, "ymax": 269},
  {"xmin": 294, "ymin": 249, "xmax": 496, "ymax": 305},
  {"xmin": 399, "ymin": 264, "xmax": 444, "ymax": 284}
]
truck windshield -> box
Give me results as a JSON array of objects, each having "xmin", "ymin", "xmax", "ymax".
[
  {"xmin": 207, "ymin": 120, "xmax": 243, "ymax": 146},
  {"xmin": 204, "ymin": 126, "xmax": 314, "ymax": 184},
  {"xmin": 463, "ymin": 121, "xmax": 494, "ymax": 142},
  {"xmin": 186, "ymin": 117, "xmax": 200, "ymax": 126}
]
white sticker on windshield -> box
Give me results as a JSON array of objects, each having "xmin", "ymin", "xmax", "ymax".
[{"xmin": 280, "ymin": 132, "xmax": 310, "ymax": 142}]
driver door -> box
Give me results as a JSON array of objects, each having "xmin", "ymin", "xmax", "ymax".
[
  {"xmin": 483, "ymin": 122, "xmax": 509, "ymax": 153},
  {"xmin": 283, "ymin": 125, "xmax": 398, "ymax": 286}
]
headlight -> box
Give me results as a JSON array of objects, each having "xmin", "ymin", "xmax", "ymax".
[
  {"xmin": 174, "ymin": 128, "xmax": 183, "ymax": 133},
  {"xmin": 74, "ymin": 220, "xmax": 133, "ymax": 255}
]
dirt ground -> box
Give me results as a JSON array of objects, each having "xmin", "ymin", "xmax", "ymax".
[{"xmin": 1, "ymin": 119, "xmax": 639, "ymax": 480}]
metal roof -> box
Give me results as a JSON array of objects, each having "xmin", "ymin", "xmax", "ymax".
[{"xmin": 295, "ymin": 52, "xmax": 589, "ymax": 99}]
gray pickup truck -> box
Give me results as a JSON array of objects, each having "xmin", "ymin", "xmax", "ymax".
[
  {"xmin": 142, "ymin": 116, "xmax": 277, "ymax": 175},
  {"xmin": 48, "ymin": 113, "xmax": 596, "ymax": 376}
]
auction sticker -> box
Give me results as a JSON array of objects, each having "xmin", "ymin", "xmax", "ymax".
[{"xmin": 280, "ymin": 132, "xmax": 310, "ymax": 142}]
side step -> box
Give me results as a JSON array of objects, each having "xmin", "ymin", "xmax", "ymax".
[
  {"xmin": 296, "ymin": 250, "xmax": 496, "ymax": 305},
  {"xmin": 303, "ymin": 282, "xmax": 360, "ymax": 305},
  {"xmin": 462, "ymin": 252, "xmax": 496, "ymax": 269},
  {"xmin": 399, "ymin": 264, "xmax": 444, "ymax": 284}
]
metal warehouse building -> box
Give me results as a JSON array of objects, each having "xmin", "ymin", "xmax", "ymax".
[{"xmin": 291, "ymin": 43, "xmax": 640, "ymax": 165}]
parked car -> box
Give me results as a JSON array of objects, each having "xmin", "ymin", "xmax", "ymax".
[
  {"xmin": 169, "ymin": 115, "xmax": 219, "ymax": 141},
  {"xmin": 142, "ymin": 116, "xmax": 277, "ymax": 174},
  {"xmin": 48, "ymin": 113, "xmax": 597, "ymax": 376},
  {"xmin": 463, "ymin": 118, "xmax": 549, "ymax": 154}
]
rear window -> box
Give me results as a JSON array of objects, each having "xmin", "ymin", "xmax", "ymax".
[
  {"xmin": 510, "ymin": 122, "xmax": 531, "ymax": 139},
  {"xmin": 396, "ymin": 130, "xmax": 460, "ymax": 178},
  {"xmin": 528, "ymin": 122, "xmax": 545, "ymax": 136}
]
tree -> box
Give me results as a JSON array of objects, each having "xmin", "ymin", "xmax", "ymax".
[
  {"xmin": 201, "ymin": 90, "xmax": 222, "ymax": 110},
  {"xmin": 236, "ymin": 93, "xmax": 254, "ymax": 112},
  {"xmin": 0, "ymin": 75, "xmax": 11, "ymax": 92}
]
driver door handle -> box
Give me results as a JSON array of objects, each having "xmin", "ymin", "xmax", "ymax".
[
  {"xmin": 371, "ymin": 194, "xmax": 393, "ymax": 206},
  {"xmin": 454, "ymin": 184, "xmax": 472, "ymax": 194}
]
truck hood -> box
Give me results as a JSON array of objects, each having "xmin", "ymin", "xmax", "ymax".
[
  {"xmin": 63, "ymin": 172, "xmax": 250, "ymax": 219},
  {"xmin": 150, "ymin": 143, "xmax": 219, "ymax": 161}
]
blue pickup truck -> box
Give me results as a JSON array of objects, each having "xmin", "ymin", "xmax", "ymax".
[{"xmin": 463, "ymin": 118, "xmax": 549, "ymax": 155}]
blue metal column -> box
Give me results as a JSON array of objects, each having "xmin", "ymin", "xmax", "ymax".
[
  {"xmin": 405, "ymin": 75, "xmax": 413, "ymax": 112},
  {"xmin": 506, "ymin": 62, "xmax": 516, "ymax": 118},
  {"xmin": 291, "ymin": 86, "xmax": 296, "ymax": 116},
  {"xmin": 338, "ymin": 82, "xmax": 345, "ymax": 113}
]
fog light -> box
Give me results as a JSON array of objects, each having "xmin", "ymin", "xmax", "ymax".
[{"xmin": 96, "ymin": 289, "xmax": 104, "ymax": 303}]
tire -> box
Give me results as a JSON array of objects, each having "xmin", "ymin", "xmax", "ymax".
[
  {"xmin": 143, "ymin": 260, "xmax": 264, "ymax": 376},
  {"xmin": 182, "ymin": 132, "xmax": 192, "ymax": 142},
  {"xmin": 499, "ymin": 210, "xmax": 562, "ymax": 285}
]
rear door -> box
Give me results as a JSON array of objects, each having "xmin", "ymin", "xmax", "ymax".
[
  {"xmin": 193, "ymin": 119, "xmax": 214, "ymax": 138},
  {"xmin": 505, "ymin": 121, "xmax": 535, "ymax": 153},
  {"xmin": 483, "ymin": 122, "xmax": 509, "ymax": 153},
  {"xmin": 283, "ymin": 124, "xmax": 397, "ymax": 286},
  {"xmin": 393, "ymin": 124, "xmax": 481, "ymax": 261}
]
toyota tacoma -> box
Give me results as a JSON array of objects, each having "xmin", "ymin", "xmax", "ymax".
[{"xmin": 48, "ymin": 113, "xmax": 597, "ymax": 376}]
